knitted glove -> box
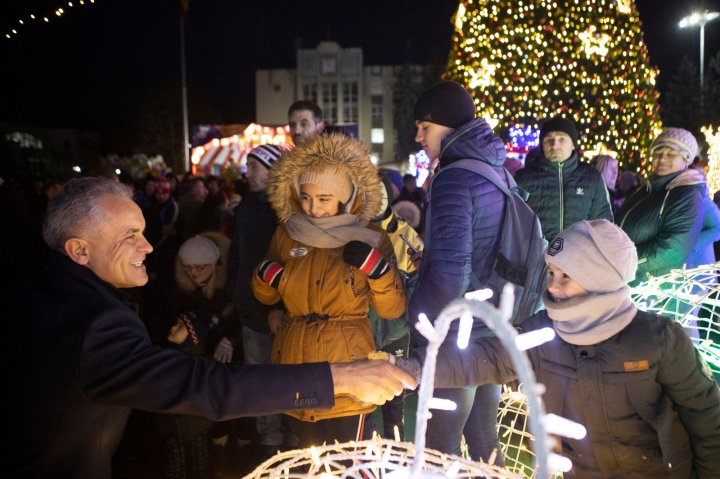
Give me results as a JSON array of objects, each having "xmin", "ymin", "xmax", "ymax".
[
  {"xmin": 368, "ymin": 351, "xmax": 421, "ymax": 389},
  {"xmin": 213, "ymin": 337, "xmax": 234, "ymax": 363},
  {"xmin": 342, "ymin": 241, "xmax": 389, "ymax": 279},
  {"xmin": 257, "ymin": 260, "xmax": 284, "ymax": 288}
]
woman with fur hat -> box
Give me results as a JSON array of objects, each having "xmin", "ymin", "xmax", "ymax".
[
  {"xmin": 251, "ymin": 133, "xmax": 406, "ymax": 447},
  {"xmin": 431, "ymin": 220, "xmax": 720, "ymax": 477},
  {"xmin": 617, "ymin": 127, "xmax": 706, "ymax": 284}
]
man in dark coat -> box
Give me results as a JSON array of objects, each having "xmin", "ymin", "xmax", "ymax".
[
  {"xmin": 515, "ymin": 116, "xmax": 612, "ymax": 240},
  {"xmin": 408, "ymin": 81, "xmax": 508, "ymax": 465},
  {"xmin": 227, "ymin": 144, "xmax": 287, "ymax": 454},
  {"xmin": 3, "ymin": 177, "xmax": 414, "ymax": 479}
]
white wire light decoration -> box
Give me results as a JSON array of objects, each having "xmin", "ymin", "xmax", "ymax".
[
  {"xmin": 244, "ymin": 284, "xmax": 586, "ymax": 479},
  {"xmin": 630, "ymin": 262, "xmax": 720, "ymax": 373}
]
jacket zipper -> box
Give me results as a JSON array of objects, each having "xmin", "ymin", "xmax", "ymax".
[{"xmin": 619, "ymin": 183, "xmax": 651, "ymax": 228}]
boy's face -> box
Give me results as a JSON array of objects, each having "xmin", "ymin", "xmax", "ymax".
[
  {"xmin": 415, "ymin": 121, "xmax": 454, "ymax": 160},
  {"xmin": 547, "ymin": 263, "xmax": 588, "ymax": 301},
  {"xmin": 168, "ymin": 318, "xmax": 189, "ymax": 345}
]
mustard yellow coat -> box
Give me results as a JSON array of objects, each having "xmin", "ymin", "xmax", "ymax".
[{"xmin": 251, "ymin": 134, "xmax": 406, "ymax": 422}]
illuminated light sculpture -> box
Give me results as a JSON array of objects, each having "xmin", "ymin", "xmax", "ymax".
[
  {"xmin": 446, "ymin": 0, "xmax": 663, "ymax": 174},
  {"xmin": 578, "ymin": 26, "xmax": 611, "ymax": 58},
  {"xmin": 630, "ymin": 263, "xmax": 720, "ymax": 373},
  {"xmin": 243, "ymin": 285, "xmax": 585, "ymax": 479},
  {"xmin": 703, "ymin": 125, "xmax": 720, "ymax": 198}
]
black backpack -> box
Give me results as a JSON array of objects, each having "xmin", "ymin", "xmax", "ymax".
[{"xmin": 430, "ymin": 159, "xmax": 547, "ymax": 325}]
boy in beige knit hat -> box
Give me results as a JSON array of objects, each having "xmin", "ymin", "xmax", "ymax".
[{"xmin": 430, "ymin": 219, "xmax": 720, "ymax": 477}]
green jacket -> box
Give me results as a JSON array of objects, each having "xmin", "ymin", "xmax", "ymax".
[{"xmin": 617, "ymin": 169, "xmax": 705, "ymax": 282}]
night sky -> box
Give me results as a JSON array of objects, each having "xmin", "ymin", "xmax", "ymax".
[{"xmin": 0, "ymin": 0, "xmax": 718, "ymax": 130}]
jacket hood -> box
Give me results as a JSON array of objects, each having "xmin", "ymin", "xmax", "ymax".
[
  {"xmin": 439, "ymin": 118, "xmax": 507, "ymax": 169},
  {"xmin": 175, "ymin": 231, "xmax": 231, "ymax": 295},
  {"xmin": 267, "ymin": 133, "xmax": 383, "ymax": 223},
  {"xmin": 666, "ymin": 168, "xmax": 706, "ymax": 190}
]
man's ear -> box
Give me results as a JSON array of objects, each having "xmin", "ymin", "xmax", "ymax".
[
  {"xmin": 64, "ymin": 238, "xmax": 91, "ymax": 265},
  {"xmin": 317, "ymin": 121, "xmax": 326, "ymax": 134}
]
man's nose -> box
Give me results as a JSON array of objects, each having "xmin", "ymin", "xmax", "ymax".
[{"xmin": 139, "ymin": 235, "xmax": 153, "ymax": 254}]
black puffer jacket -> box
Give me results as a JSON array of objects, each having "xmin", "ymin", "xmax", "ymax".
[
  {"xmin": 617, "ymin": 169, "xmax": 705, "ymax": 282},
  {"xmin": 435, "ymin": 310, "xmax": 720, "ymax": 478},
  {"xmin": 515, "ymin": 154, "xmax": 612, "ymax": 240}
]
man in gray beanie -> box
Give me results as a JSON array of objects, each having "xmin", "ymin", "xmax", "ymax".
[
  {"xmin": 431, "ymin": 219, "xmax": 720, "ymax": 477},
  {"xmin": 408, "ymin": 80, "xmax": 509, "ymax": 464},
  {"xmin": 515, "ymin": 115, "xmax": 612, "ymax": 241}
]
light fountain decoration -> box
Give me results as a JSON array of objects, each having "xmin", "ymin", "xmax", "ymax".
[
  {"xmin": 630, "ymin": 263, "xmax": 720, "ymax": 374},
  {"xmin": 243, "ymin": 285, "xmax": 587, "ymax": 479}
]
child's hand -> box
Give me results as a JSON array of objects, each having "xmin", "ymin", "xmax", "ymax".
[{"xmin": 213, "ymin": 337, "xmax": 234, "ymax": 363}]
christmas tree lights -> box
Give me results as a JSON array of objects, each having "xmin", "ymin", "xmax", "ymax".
[{"xmin": 446, "ymin": 0, "xmax": 663, "ymax": 173}]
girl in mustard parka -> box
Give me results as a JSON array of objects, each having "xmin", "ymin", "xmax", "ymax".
[{"xmin": 251, "ymin": 133, "xmax": 406, "ymax": 447}]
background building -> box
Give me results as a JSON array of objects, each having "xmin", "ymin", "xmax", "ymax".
[{"xmin": 256, "ymin": 41, "xmax": 426, "ymax": 168}]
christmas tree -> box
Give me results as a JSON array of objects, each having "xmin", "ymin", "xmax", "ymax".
[{"xmin": 446, "ymin": 0, "xmax": 662, "ymax": 173}]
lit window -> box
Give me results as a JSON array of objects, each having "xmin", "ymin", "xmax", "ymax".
[{"xmin": 371, "ymin": 128, "xmax": 384, "ymax": 144}]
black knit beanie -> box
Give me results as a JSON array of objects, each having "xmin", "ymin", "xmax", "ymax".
[
  {"xmin": 414, "ymin": 81, "xmax": 476, "ymax": 129},
  {"xmin": 540, "ymin": 116, "xmax": 579, "ymax": 148}
]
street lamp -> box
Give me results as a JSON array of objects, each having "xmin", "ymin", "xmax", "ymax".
[{"xmin": 679, "ymin": 10, "xmax": 720, "ymax": 90}]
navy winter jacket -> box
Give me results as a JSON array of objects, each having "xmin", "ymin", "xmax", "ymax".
[
  {"xmin": 4, "ymin": 252, "xmax": 334, "ymax": 478},
  {"xmin": 409, "ymin": 118, "xmax": 507, "ymax": 334},
  {"xmin": 515, "ymin": 154, "xmax": 612, "ymax": 240}
]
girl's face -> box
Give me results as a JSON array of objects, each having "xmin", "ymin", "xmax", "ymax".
[
  {"xmin": 168, "ymin": 318, "xmax": 188, "ymax": 345},
  {"xmin": 182, "ymin": 263, "xmax": 215, "ymax": 287},
  {"xmin": 300, "ymin": 183, "xmax": 340, "ymax": 218},
  {"xmin": 547, "ymin": 263, "xmax": 588, "ymax": 301}
]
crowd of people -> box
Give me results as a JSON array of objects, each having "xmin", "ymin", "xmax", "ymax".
[{"xmin": 3, "ymin": 84, "xmax": 720, "ymax": 479}]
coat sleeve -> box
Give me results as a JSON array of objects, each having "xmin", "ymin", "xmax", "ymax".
[
  {"xmin": 635, "ymin": 187, "xmax": 704, "ymax": 279},
  {"xmin": 696, "ymin": 198, "xmax": 720, "ymax": 256},
  {"xmin": 433, "ymin": 336, "xmax": 517, "ymax": 388},
  {"xmin": 367, "ymin": 232, "xmax": 406, "ymax": 320},
  {"xmin": 251, "ymin": 227, "xmax": 283, "ymax": 306},
  {"xmin": 409, "ymin": 169, "xmax": 504, "ymax": 325},
  {"xmin": 656, "ymin": 318, "xmax": 720, "ymax": 478},
  {"xmin": 79, "ymin": 307, "xmax": 335, "ymax": 419}
]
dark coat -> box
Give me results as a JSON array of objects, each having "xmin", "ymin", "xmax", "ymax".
[
  {"xmin": 227, "ymin": 191, "xmax": 279, "ymax": 334},
  {"xmin": 4, "ymin": 252, "xmax": 334, "ymax": 479},
  {"xmin": 409, "ymin": 118, "xmax": 507, "ymax": 331},
  {"xmin": 617, "ymin": 169, "xmax": 706, "ymax": 282},
  {"xmin": 435, "ymin": 310, "xmax": 720, "ymax": 478},
  {"xmin": 515, "ymin": 154, "xmax": 613, "ymax": 240}
]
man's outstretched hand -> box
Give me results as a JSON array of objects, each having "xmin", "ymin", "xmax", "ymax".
[{"xmin": 330, "ymin": 360, "xmax": 417, "ymax": 405}]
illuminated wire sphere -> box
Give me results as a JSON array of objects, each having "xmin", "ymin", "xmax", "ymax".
[{"xmin": 630, "ymin": 262, "xmax": 720, "ymax": 373}]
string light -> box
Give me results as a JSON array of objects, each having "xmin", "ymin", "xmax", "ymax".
[
  {"xmin": 703, "ymin": 125, "xmax": 720, "ymax": 198},
  {"xmin": 4, "ymin": 1, "xmax": 96, "ymax": 40},
  {"xmin": 446, "ymin": 0, "xmax": 662, "ymax": 174}
]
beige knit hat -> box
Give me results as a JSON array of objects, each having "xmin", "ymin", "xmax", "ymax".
[
  {"xmin": 545, "ymin": 220, "xmax": 637, "ymax": 292},
  {"xmin": 297, "ymin": 165, "xmax": 354, "ymax": 204},
  {"xmin": 650, "ymin": 127, "xmax": 698, "ymax": 162}
]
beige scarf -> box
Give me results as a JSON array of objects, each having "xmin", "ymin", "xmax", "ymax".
[
  {"xmin": 544, "ymin": 286, "xmax": 637, "ymax": 346},
  {"xmin": 285, "ymin": 212, "xmax": 382, "ymax": 249}
]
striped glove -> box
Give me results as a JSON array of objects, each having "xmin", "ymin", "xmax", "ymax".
[
  {"xmin": 342, "ymin": 241, "xmax": 389, "ymax": 279},
  {"xmin": 257, "ymin": 260, "xmax": 284, "ymax": 289}
]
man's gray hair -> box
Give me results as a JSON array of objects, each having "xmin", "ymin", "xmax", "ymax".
[{"xmin": 43, "ymin": 176, "xmax": 134, "ymax": 252}]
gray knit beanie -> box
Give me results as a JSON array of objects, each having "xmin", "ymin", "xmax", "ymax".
[
  {"xmin": 545, "ymin": 220, "xmax": 637, "ymax": 293},
  {"xmin": 650, "ymin": 127, "xmax": 699, "ymax": 162},
  {"xmin": 178, "ymin": 236, "xmax": 220, "ymax": 265}
]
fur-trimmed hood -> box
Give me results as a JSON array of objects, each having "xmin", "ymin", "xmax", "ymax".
[
  {"xmin": 175, "ymin": 231, "xmax": 231, "ymax": 296},
  {"xmin": 267, "ymin": 133, "xmax": 383, "ymax": 223}
]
